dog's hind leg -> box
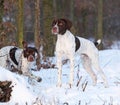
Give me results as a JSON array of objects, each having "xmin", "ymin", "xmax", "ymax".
[
  {"xmin": 92, "ymin": 61, "xmax": 109, "ymax": 88},
  {"xmin": 81, "ymin": 54, "xmax": 97, "ymax": 86}
]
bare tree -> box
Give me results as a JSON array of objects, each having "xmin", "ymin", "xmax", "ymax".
[
  {"xmin": 53, "ymin": 0, "xmax": 57, "ymax": 18},
  {"xmin": 70, "ymin": 0, "xmax": 74, "ymax": 21},
  {"xmin": 0, "ymin": 0, "xmax": 4, "ymax": 23},
  {"xmin": 0, "ymin": 0, "xmax": 4, "ymax": 47},
  {"xmin": 17, "ymin": 0, "xmax": 24, "ymax": 47},
  {"xmin": 34, "ymin": 0, "xmax": 40, "ymax": 49},
  {"xmin": 97, "ymin": 0, "xmax": 103, "ymax": 49},
  {"xmin": 34, "ymin": 0, "xmax": 41, "ymax": 66}
]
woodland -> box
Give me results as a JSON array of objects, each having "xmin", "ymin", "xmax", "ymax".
[
  {"xmin": 0, "ymin": 0, "xmax": 120, "ymax": 104},
  {"xmin": 0, "ymin": 0, "xmax": 120, "ymax": 56}
]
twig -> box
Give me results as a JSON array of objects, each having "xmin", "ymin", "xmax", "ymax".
[
  {"xmin": 78, "ymin": 100, "xmax": 81, "ymax": 105},
  {"xmin": 114, "ymin": 77, "xmax": 120, "ymax": 86},
  {"xmin": 76, "ymin": 65, "xmax": 80, "ymax": 79},
  {"xmin": 114, "ymin": 81, "xmax": 120, "ymax": 86},
  {"xmin": 82, "ymin": 81, "xmax": 88, "ymax": 92},
  {"xmin": 76, "ymin": 76, "xmax": 82, "ymax": 87},
  {"xmin": 63, "ymin": 102, "xmax": 69, "ymax": 105},
  {"xmin": 102, "ymin": 58, "xmax": 113, "ymax": 68}
]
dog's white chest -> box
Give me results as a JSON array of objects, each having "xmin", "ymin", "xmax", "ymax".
[
  {"xmin": 56, "ymin": 31, "xmax": 75, "ymax": 55},
  {"xmin": 20, "ymin": 55, "xmax": 29, "ymax": 73}
]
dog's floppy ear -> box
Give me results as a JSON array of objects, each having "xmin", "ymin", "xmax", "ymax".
[
  {"xmin": 52, "ymin": 18, "xmax": 57, "ymax": 26},
  {"xmin": 62, "ymin": 18, "xmax": 72, "ymax": 30},
  {"xmin": 22, "ymin": 41, "xmax": 28, "ymax": 49}
]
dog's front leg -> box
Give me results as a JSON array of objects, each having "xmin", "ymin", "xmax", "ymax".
[
  {"xmin": 56, "ymin": 53, "xmax": 62, "ymax": 87},
  {"xmin": 69, "ymin": 56, "xmax": 74, "ymax": 87},
  {"xmin": 23, "ymin": 71, "xmax": 42, "ymax": 82}
]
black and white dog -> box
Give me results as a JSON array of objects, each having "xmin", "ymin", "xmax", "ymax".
[
  {"xmin": 51, "ymin": 18, "xmax": 108, "ymax": 87},
  {"xmin": 0, "ymin": 41, "xmax": 41, "ymax": 82}
]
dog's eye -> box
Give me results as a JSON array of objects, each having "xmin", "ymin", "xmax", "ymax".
[
  {"xmin": 32, "ymin": 52, "xmax": 35, "ymax": 55},
  {"xmin": 26, "ymin": 52, "xmax": 29, "ymax": 55},
  {"xmin": 52, "ymin": 22, "xmax": 56, "ymax": 26},
  {"xmin": 58, "ymin": 23, "xmax": 63, "ymax": 26}
]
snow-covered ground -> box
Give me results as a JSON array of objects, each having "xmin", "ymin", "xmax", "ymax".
[{"xmin": 0, "ymin": 49, "xmax": 120, "ymax": 105}]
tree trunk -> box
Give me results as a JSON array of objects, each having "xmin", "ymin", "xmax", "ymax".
[
  {"xmin": 53, "ymin": 0, "xmax": 57, "ymax": 18},
  {"xmin": 0, "ymin": 0, "xmax": 4, "ymax": 47},
  {"xmin": 0, "ymin": 0, "xmax": 4, "ymax": 23},
  {"xmin": 34, "ymin": 0, "xmax": 41, "ymax": 66},
  {"xmin": 70, "ymin": 0, "xmax": 74, "ymax": 21},
  {"xmin": 43, "ymin": 0, "xmax": 54, "ymax": 56},
  {"xmin": 97, "ymin": 0, "xmax": 103, "ymax": 49},
  {"xmin": 34, "ymin": 0, "xmax": 40, "ymax": 50},
  {"xmin": 17, "ymin": 0, "xmax": 24, "ymax": 48}
]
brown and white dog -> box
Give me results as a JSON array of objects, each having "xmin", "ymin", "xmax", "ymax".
[
  {"xmin": 51, "ymin": 18, "xmax": 108, "ymax": 87},
  {"xmin": 0, "ymin": 41, "xmax": 41, "ymax": 82}
]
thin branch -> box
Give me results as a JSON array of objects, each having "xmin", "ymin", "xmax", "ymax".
[
  {"xmin": 82, "ymin": 81, "xmax": 88, "ymax": 92},
  {"xmin": 76, "ymin": 76, "xmax": 82, "ymax": 87}
]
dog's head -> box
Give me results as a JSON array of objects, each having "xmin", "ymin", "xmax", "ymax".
[
  {"xmin": 22, "ymin": 41, "xmax": 39, "ymax": 62},
  {"xmin": 51, "ymin": 18, "xmax": 72, "ymax": 35}
]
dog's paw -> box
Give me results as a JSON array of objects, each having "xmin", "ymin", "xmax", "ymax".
[
  {"xmin": 37, "ymin": 77, "xmax": 42, "ymax": 82},
  {"xmin": 56, "ymin": 83, "xmax": 62, "ymax": 87}
]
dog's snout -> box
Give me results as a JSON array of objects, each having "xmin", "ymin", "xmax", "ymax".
[
  {"xmin": 52, "ymin": 27, "xmax": 57, "ymax": 32},
  {"xmin": 28, "ymin": 55, "xmax": 34, "ymax": 62}
]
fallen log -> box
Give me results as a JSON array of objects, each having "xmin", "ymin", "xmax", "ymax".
[{"xmin": 0, "ymin": 81, "xmax": 12, "ymax": 102}]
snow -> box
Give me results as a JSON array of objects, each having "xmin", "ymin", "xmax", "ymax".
[
  {"xmin": 111, "ymin": 41, "xmax": 120, "ymax": 49},
  {"xmin": 0, "ymin": 49, "xmax": 120, "ymax": 105}
]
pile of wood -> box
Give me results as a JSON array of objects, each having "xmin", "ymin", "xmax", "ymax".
[{"xmin": 0, "ymin": 81, "xmax": 12, "ymax": 102}]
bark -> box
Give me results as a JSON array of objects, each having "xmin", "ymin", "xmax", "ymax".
[
  {"xmin": 0, "ymin": 0, "xmax": 4, "ymax": 23},
  {"xmin": 97, "ymin": 0, "xmax": 103, "ymax": 49},
  {"xmin": 34, "ymin": 0, "xmax": 40, "ymax": 50},
  {"xmin": 17, "ymin": 0, "xmax": 24, "ymax": 48},
  {"xmin": 34, "ymin": 0, "xmax": 41, "ymax": 66},
  {"xmin": 53, "ymin": 0, "xmax": 57, "ymax": 18},
  {"xmin": 70, "ymin": 0, "xmax": 74, "ymax": 21}
]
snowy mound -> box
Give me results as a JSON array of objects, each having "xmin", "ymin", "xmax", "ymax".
[{"xmin": 0, "ymin": 67, "xmax": 36, "ymax": 105}]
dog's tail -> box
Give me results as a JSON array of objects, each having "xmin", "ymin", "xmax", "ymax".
[{"xmin": 94, "ymin": 39, "xmax": 101, "ymax": 46}]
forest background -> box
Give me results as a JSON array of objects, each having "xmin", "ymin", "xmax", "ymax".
[{"xmin": 0, "ymin": 0, "xmax": 120, "ymax": 56}]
